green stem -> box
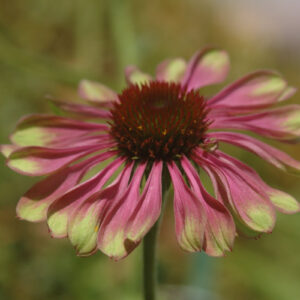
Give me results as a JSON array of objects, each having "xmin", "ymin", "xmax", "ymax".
[
  {"xmin": 143, "ymin": 220, "xmax": 160, "ymax": 300},
  {"xmin": 106, "ymin": 0, "xmax": 138, "ymax": 87},
  {"xmin": 143, "ymin": 173, "xmax": 170, "ymax": 300}
]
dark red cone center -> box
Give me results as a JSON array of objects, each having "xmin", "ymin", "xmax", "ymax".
[{"xmin": 109, "ymin": 81, "xmax": 209, "ymax": 161}]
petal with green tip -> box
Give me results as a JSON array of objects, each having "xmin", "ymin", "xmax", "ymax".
[
  {"xmin": 68, "ymin": 201, "xmax": 103, "ymax": 256},
  {"xmin": 125, "ymin": 66, "xmax": 152, "ymax": 86},
  {"xmin": 208, "ymin": 132, "xmax": 300, "ymax": 175},
  {"xmin": 156, "ymin": 58, "xmax": 187, "ymax": 82},
  {"xmin": 268, "ymin": 189, "xmax": 300, "ymax": 214},
  {"xmin": 68, "ymin": 162, "xmax": 133, "ymax": 256},
  {"xmin": 7, "ymin": 144, "xmax": 111, "ymax": 176},
  {"xmin": 98, "ymin": 163, "xmax": 146, "ymax": 260},
  {"xmin": 125, "ymin": 161, "xmax": 163, "ymax": 243},
  {"xmin": 17, "ymin": 165, "xmax": 86, "ymax": 222},
  {"xmin": 47, "ymin": 156, "xmax": 122, "ymax": 238},
  {"xmin": 234, "ymin": 215, "xmax": 263, "ymax": 239},
  {"xmin": 78, "ymin": 80, "xmax": 118, "ymax": 103},
  {"xmin": 50, "ymin": 100, "xmax": 112, "ymax": 119},
  {"xmin": 181, "ymin": 48, "xmax": 230, "ymax": 91},
  {"xmin": 16, "ymin": 151, "xmax": 114, "ymax": 222},
  {"xmin": 211, "ymin": 105, "xmax": 300, "ymax": 141},
  {"xmin": 181, "ymin": 156, "xmax": 235, "ymax": 257},
  {"xmin": 194, "ymin": 150, "xmax": 276, "ymax": 233},
  {"xmin": 10, "ymin": 114, "xmax": 108, "ymax": 147},
  {"xmin": 208, "ymin": 71, "xmax": 291, "ymax": 114},
  {"xmin": 168, "ymin": 161, "xmax": 206, "ymax": 252}
]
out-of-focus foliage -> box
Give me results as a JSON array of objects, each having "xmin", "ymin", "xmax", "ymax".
[{"xmin": 0, "ymin": 1, "xmax": 299, "ymax": 299}]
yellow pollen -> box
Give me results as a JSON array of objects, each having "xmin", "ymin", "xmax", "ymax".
[
  {"xmin": 94, "ymin": 225, "xmax": 99, "ymax": 232},
  {"xmin": 162, "ymin": 129, "xmax": 167, "ymax": 136},
  {"xmin": 137, "ymin": 125, "xmax": 143, "ymax": 130}
]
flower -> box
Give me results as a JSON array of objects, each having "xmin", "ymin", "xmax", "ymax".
[{"xmin": 1, "ymin": 47, "xmax": 300, "ymax": 260}]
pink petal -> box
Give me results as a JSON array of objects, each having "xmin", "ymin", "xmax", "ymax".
[
  {"xmin": 208, "ymin": 131, "xmax": 300, "ymax": 174},
  {"xmin": 98, "ymin": 163, "xmax": 147, "ymax": 260},
  {"xmin": 156, "ymin": 58, "xmax": 187, "ymax": 82},
  {"xmin": 7, "ymin": 142, "xmax": 115, "ymax": 176},
  {"xmin": 68, "ymin": 162, "xmax": 134, "ymax": 256},
  {"xmin": 17, "ymin": 162, "xmax": 89, "ymax": 223},
  {"xmin": 181, "ymin": 156, "xmax": 235, "ymax": 257},
  {"xmin": 267, "ymin": 187, "xmax": 300, "ymax": 214},
  {"xmin": 10, "ymin": 114, "xmax": 109, "ymax": 147},
  {"xmin": 211, "ymin": 105, "xmax": 300, "ymax": 141},
  {"xmin": 181, "ymin": 48, "xmax": 230, "ymax": 92},
  {"xmin": 207, "ymin": 70, "xmax": 291, "ymax": 114},
  {"xmin": 78, "ymin": 80, "xmax": 118, "ymax": 103},
  {"xmin": 214, "ymin": 151, "xmax": 300, "ymax": 215},
  {"xmin": 193, "ymin": 149, "xmax": 276, "ymax": 233},
  {"xmin": 16, "ymin": 151, "xmax": 117, "ymax": 223},
  {"xmin": 50, "ymin": 100, "xmax": 112, "ymax": 119},
  {"xmin": 125, "ymin": 161, "xmax": 163, "ymax": 243},
  {"xmin": 125, "ymin": 66, "xmax": 152, "ymax": 86},
  {"xmin": 47, "ymin": 156, "xmax": 124, "ymax": 238},
  {"xmin": 167, "ymin": 161, "xmax": 206, "ymax": 252}
]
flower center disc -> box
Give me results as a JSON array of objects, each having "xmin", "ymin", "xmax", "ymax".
[{"xmin": 110, "ymin": 81, "xmax": 208, "ymax": 161}]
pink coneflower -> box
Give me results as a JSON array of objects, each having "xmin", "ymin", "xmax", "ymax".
[{"xmin": 1, "ymin": 48, "xmax": 299, "ymax": 260}]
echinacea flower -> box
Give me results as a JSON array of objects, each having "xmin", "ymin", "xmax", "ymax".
[{"xmin": 1, "ymin": 48, "xmax": 300, "ymax": 260}]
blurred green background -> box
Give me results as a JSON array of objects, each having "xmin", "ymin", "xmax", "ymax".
[{"xmin": 0, "ymin": 1, "xmax": 299, "ymax": 299}]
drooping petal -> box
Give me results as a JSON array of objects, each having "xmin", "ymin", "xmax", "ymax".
[
  {"xmin": 168, "ymin": 161, "xmax": 206, "ymax": 252},
  {"xmin": 10, "ymin": 114, "xmax": 109, "ymax": 147},
  {"xmin": 193, "ymin": 149, "xmax": 276, "ymax": 233},
  {"xmin": 78, "ymin": 80, "xmax": 118, "ymax": 103},
  {"xmin": 181, "ymin": 156, "xmax": 235, "ymax": 257},
  {"xmin": 68, "ymin": 200, "xmax": 104, "ymax": 256},
  {"xmin": 98, "ymin": 163, "xmax": 147, "ymax": 260},
  {"xmin": 50, "ymin": 100, "xmax": 112, "ymax": 119},
  {"xmin": 7, "ymin": 143, "xmax": 114, "ymax": 176},
  {"xmin": 207, "ymin": 71, "xmax": 291, "ymax": 114},
  {"xmin": 17, "ymin": 167, "xmax": 83, "ymax": 222},
  {"xmin": 268, "ymin": 188, "xmax": 300, "ymax": 214},
  {"xmin": 214, "ymin": 151, "xmax": 300, "ymax": 215},
  {"xmin": 211, "ymin": 105, "xmax": 300, "ymax": 141},
  {"xmin": 68, "ymin": 163, "xmax": 134, "ymax": 256},
  {"xmin": 125, "ymin": 161, "xmax": 163, "ymax": 243},
  {"xmin": 208, "ymin": 131, "xmax": 300, "ymax": 174},
  {"xmin": 47, "ymin": 156, "xmax": 123, "ymax": 238},
  {"xmin": 125, "ymin": 66, "xmax": 152, "ymax": 86},
  {"xmin": 181, "ymin": 48, "xmax": 230, "ymax": 91},
  {"xmin": 156, "ymin": 58, "xmax": 187, "ymax": 83},
  {"xmin": 16, "ymin": 151, "xmax": 116, "ymax": 223},
  {"xmin": 233, "ymin": 215, "xmax": 263, "ymax": 239}
]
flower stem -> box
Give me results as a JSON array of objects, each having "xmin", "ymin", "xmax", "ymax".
[
  {"xmin": 143, "ymin": 220, "xmax": 160, "ymax": 300},
  {"xmin": 106, "ymin": 0, "xmax": 138, "ymax": 87},
  {"xmin": 143, "ymin": 172, "xmax": 170, "ymax": 300}
]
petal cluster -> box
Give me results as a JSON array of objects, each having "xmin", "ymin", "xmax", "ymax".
[{"xmin": 1, "ymin": 47, "xmax": 299, "ymax": 260}]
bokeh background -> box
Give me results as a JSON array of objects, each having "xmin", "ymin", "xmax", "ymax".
[{"xmin": 0, "ymin": 1, "xmax": 299, "ymax": 299}]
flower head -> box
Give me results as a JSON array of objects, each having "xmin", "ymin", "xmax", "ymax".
[
  {"xmin": 110, "ymin": 81, "xmax": 209, "ymax": 160},
  {"xmin": 2, "ymin": 47, "xmax": 299, "ymax": 260}
]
